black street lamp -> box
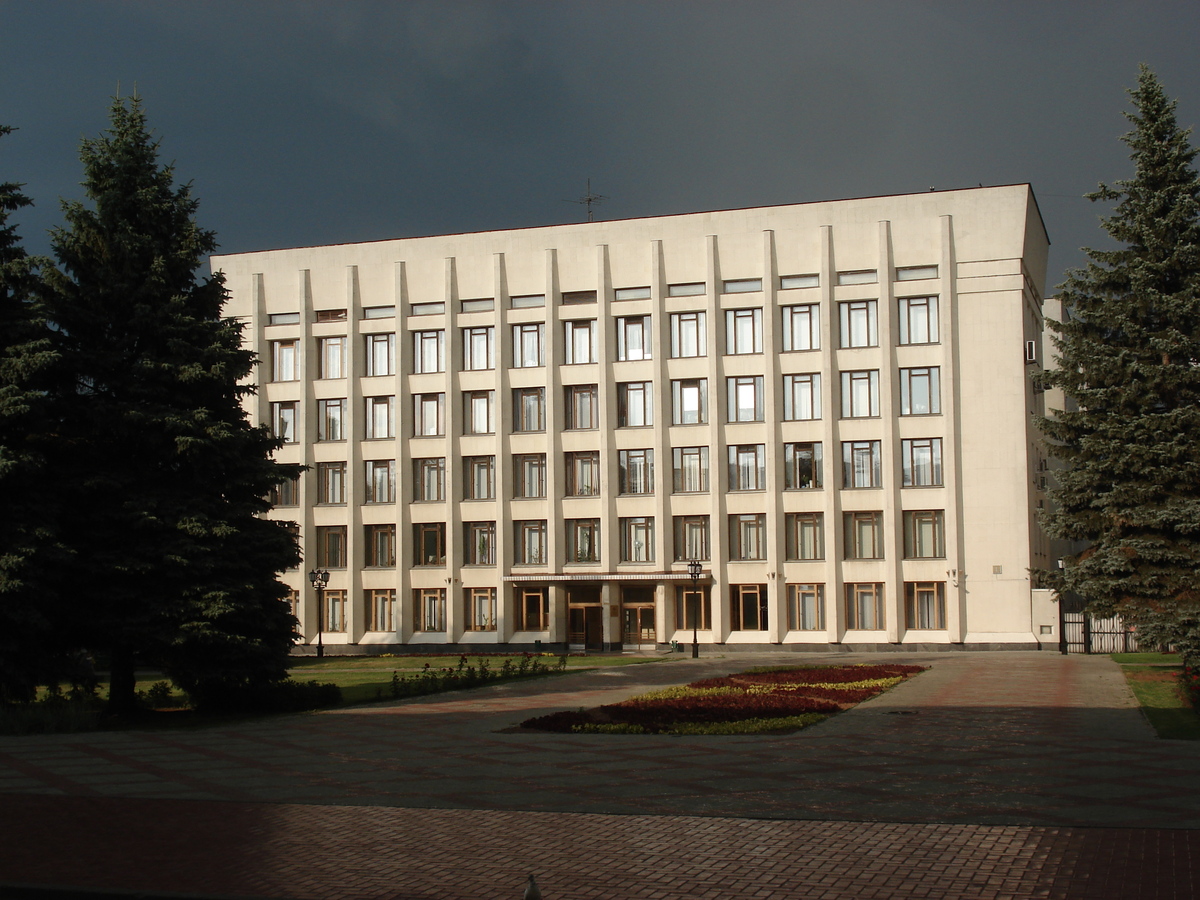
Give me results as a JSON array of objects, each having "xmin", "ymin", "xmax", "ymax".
[
  {"xmin": 687, "ymin": 559, "xmax": 702, "ymax": 659},
  {"xmin": 308, "ymin": 568, "xmax": 330, "ymax": 659}
]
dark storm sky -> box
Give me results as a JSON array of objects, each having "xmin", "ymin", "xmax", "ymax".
[{"xmin": 4, "ymin": 1, "xmax": 1200, "ymax": 289}]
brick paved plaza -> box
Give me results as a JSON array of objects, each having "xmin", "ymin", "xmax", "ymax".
[{"xmin": 1, "ymin": 651, "xmax": 1198, "ymax": 899}]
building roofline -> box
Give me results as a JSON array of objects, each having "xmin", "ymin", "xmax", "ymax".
[{"xmin": 211, "ymin": 183, "xmax": 1043, "ymax": 260}]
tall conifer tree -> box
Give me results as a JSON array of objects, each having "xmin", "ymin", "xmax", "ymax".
[
  {"xmin": 44, "ymin": 97, "xmax": 300, "ymax": 714},
  {"xmin": 0, "ymin": 125, "xmax": 67, "ymax": 703},
  {"xmin": 1040, "ymin": 66, "xmax": 1200, "ymax": 655}
]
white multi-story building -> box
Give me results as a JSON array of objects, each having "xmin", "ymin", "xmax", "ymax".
[{"xmin": 213, "ymin": 184, "xmax": 1057, "ymax": 653}]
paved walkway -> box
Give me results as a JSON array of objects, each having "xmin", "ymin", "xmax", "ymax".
[{"xmin": 1, "ymin": 651, "xmax": 1198, "ymax": 898}]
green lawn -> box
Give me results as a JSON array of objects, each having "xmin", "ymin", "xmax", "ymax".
[{"xmin": 1112, "ymin": 654, "xmax": 1200, "ymax": 740}]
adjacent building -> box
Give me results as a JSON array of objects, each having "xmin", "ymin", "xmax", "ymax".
[{"xmin": 213, "ymin": 184, "xmax": 1057, "ymax": 652}]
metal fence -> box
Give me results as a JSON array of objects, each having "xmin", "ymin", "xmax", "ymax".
[{"xmin": 1058, "ymin": 593, "xmax": 1141, "ymax": 654}]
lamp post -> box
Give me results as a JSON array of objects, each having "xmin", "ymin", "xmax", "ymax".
[
  {"xmin": 309, "ymin": 568, "xmax": 330, "ymax": 659},
  {"xmin": 687, "ymin": 559, "xmax": 702, "ymax": 659}
]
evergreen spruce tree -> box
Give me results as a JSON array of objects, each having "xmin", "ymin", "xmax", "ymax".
[
  {"xmin": 0, "ymin": 125, "xmax": 68, "ymax": 703},
  {"xmin": 44, "ymin": 97, "xmax": 300, "ymax": 715},
  {"xmin": 1040, "ymin": 66, "xmax": 1200, "ymax": 658}
]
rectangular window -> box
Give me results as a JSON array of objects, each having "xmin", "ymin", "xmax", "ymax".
[
  {"xmin": 269, "ymin": 475, "xmax": 299, "ymax": 507},
  {"xmin": 414, "ymin": 588, "xmax": 446, "ymax": 632},
  {"xmin": 363, "ymin": 305, "xmax": 396, "ymax": 319},
  {"xmin": 413, "ymin": 457, "xmax": 445, "ymax": 502},
  {"xmin": 780, "ymin": 274, "xmax": 819, "ymax": 290},
  {"xmin": 565, "ymin": 384, "xmax": 598, "ymax": 430},
  {"xmin": 727, "ymin": 444, "xmax": 766, "ymax": 491},
  {"xmin": 515, "ymin": 586, "xmax": 548, "ymax": 630},
  {"xmin": 730, "ymin": 584, "xmax": 768, "ymax": 630},
  {"xmin": 842, "ymin": 440, "xmax": 882, "ymax": 488},
  {"xmin": 317, "ymin": 398, "xmax": 346, "ymax": 442},
  {"xmin": 512, "ymin": 323, "xmax": 545, "ymax": 367},
  {"xmin": 673, "ymin": 515, "xmax": 710, "ymax": 561},
  {"xmin": 365, "ymin": 395, "xmax": 395, "ymax": 439},
  {"xmin": 324, "ymin": 590, "xmax": 347, "ymax": 632},
  {"xmin": 316, "ymin": 309, "xmax": 347, "ymax": 323},
  {"xmin": 904, "ymin": 510, "xmax": 946, "ymax": 559},
  {"xmin": 896, "ymin": 265, "xmax": 938, "ymax": 282},
  {"xmin": 725, "ymin": 308, "xmax": 763, "ymax": 354},
  {"xmin": 271, "ymin": 401, "xmax": 297, "ymax": 443},
  {"xmin": 515, "ymin": 521, "xmax": 547, "ymax": 565},
  {"xmin": 672, "ymin": 446, "xmax": 710, "ymax": 493},
  {"xmin": 414, "ymin": 522, "xmax": 446, "ymax": 566},
  {"xmin": 271, "ymin": 340, "xmax": 297, "ymax": 382},
  {"xmin": 614, "ymin": 286, "xmax": 650, "ymax": 301},
  {"xmin": 514, "ymin": 454, "xmax": 547, "ymax": 499},
  {"xmin": 671, "ymin": 379, "xmax": 708, "ymax": 425},
  {"xmin": 460, "ymin": 298, "xmax": 493, "ymax": 313},
  {"xmin": 844, "ymin": 511, "xmax": 884, "ymax": 560},
  {"xmin": 784, "ymin": 442, "xmax": 823, "ymax": 490},
  {"xmin": 840, "ymin": 370, "xmax": 880, "ymax": 418},
  {"xmin": 785, "ymin": 512, "xmax": 824, "ymax": 561},
  {"xmin": 513, "ymin": 387, "xmax": 546, "ymax": 432},
  {"xmin": 463, "ymin": 390, "xmax": 495, "ymax": 435},
  {"xmin": 837, "ymin": 270, "xmax": 877, "ymax": 286},
  {"xmin": 783, "ymin": 373, "xmax": 821, "ymax": 421},
  {"xmin": 465, "ymin": 521, "xmax": 496, "ymax": 566},
  {"xmin": 318, "ymin": 337, "xmax": 346, "ymax": 379},
  {"xmin": 567, "ymin": 519, "xmax": 601, "ymax": 563},
  {"xmin": 564, "ymin": 319, "xmax": 598, "ymax": 364},
  {"xmin": 414, "ymin": 392, "xmax": 445, "ymax": 436},
  {"xmin": 846, "ymin": 583, "xmax": 884, "ymax": 630},
  {"xmin": 561, "ymin": 290, "xmax": 597, "ymax": 305},
  {"xmin": 905, "ymin": 582, "xmax": 946, "ymax": 630},
  {"xmin": 566, "ymin": 451, "xmax": 600, "ymax": 496},
  {"xmin": 465, "ymin": 456, "xmax": 495, "ymax": 500},
  {"xmin": 729, "ymin": 514, "xmax": 766, "ymax": 560},
  {"xmin": 900, "ymin": 367, "xmax": 941, "ymax": 415},
  {"xmin": 462, "ymin": 326, "xmax": 495, "ymax": 370},
  {"xmin": 726, "ymin": 375, "xmax": 764, "ymax": 423},
  {"xmin": 902, "ymin": 438, "xmax": 943, "ymax": 487},
  {"xmin": 466, "ymin": 587, "xmax": 497, "ymax": 631},
  {"xmin": 787, "ymin": 584, "xmax": 825, "ymax": 631},
  {"xmin": 670, "ymin": 311, "xmax": 707, "ymax": 358},
  {"xmin": 839, "ymin": 299, "xmax": 878, "ymax": 348},
  {"xmin": 366, "ymin": 589, "xmax": 396, "ymax": 632},
  {"xmin": 723, "ymin": 278, "xmax": 762, "ymax": 294},
  {"xmin": 621, "ymin": 517, "xmax": 655, "ymax": 563},
  {"xmin": 365, "ymin": 460, "xmax": 395, "ymax": 503},
  {"xmin": 617, "ymin": 382, "xmax": 653, "ymax": 427},
  {"xmin": 675, "ymin": 586, "xmax": 711, "ymax": 630},
  {"xmin": 315, "ymin": 525, "xmax": 346, "ymax": 568},
  {"xmin": 365, "ymin": 333, "xmax": 395, "ymax": 377},
  {"xmin": 317, "ymin": 461, "xmax": 346, "ymax": 504},
  {"xmin": 365, "ymin": 524, "xmax": 396, "ymax": 567},
  {"xmin": 618, "ymin": 449, "xmax": 654, "ymax": 494},
  {"xmin": 412, "ymin": 330, "xmax": 445, "ymax": 374},
  {"xmin": 268, "ymin": 312, "xmax": 300, "ymax": 326},
  {"xmin": 668, "ymin": 282, "xmax": 705, "ymax": 297},
  {"xmin": 510, "ymin": 294, "xmax": 545, "ymax": 309},
  {"xmin": 616, "ymin": 316, "xmax": 652, "ymax": 361},
  {"xmin": 898, "ymin": 296, "xmax": 939, "ymax": 345},
  {"xmin": 782, "ymin": 304, "xmax": 820, "ymax": 352}
]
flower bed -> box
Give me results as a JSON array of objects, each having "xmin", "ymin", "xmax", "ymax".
[{"xmin": 521, "ymin": 663, "xmax": 925, "ymax": 735}]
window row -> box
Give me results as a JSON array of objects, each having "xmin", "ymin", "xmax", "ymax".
[
  {"xmin": 268, "ymin": 295, "xmax": 941, "ymax": 381},
  {"xmin": 267, "ymin": 438, "xmax": 943, "ymax": 507},
  {"xmin": 309, "ymin": 580, "xmax": 947, "ymax": 634},
  {"xmin": 306, "ymin": 510, "xmax": 944, "ymax": 569},
  {"xmin": 267, "ymin": 368, "xmax": 939, "ymax": 444}
]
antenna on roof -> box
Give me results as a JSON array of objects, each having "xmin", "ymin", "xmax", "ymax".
[{"xmin": 565, "ymin": 178, "xmax": 607, "ymax": 222}]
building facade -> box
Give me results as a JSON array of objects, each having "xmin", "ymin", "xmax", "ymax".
[{"xmin": 213, "ymin": 185, "xmax": 1055, "ymax": 653}]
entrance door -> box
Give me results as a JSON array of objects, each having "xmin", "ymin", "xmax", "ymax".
[
  {"xmin": 568, "ymin": 606, "xmax": 604, "ymax": 649},
  {"xmin": 622, "ymin": 606, "xmax": 656, "ymax": 647}
]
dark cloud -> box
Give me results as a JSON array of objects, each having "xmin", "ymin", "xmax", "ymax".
[{"xmin": 3, "ymin": 0, "xmax": 1200, "ymax": 287}]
